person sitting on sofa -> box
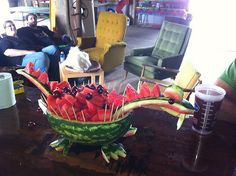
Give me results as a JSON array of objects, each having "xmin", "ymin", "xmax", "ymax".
[
  {"xmin": 0, "ymin": 20, "xmax": 60, "ymax": 80},
  {"xmin": 17, "ymin": 13, "xmax": 73, "ymax": 56}
]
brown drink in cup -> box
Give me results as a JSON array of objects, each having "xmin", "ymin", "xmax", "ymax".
[{"xmin": 192, "ymin": 84, "xmax": 226, "ymax": 135}]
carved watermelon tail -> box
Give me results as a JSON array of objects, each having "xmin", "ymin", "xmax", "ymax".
[{"xmin": 16, "ymin": 69, "xmax": 51, "ymax": 97}]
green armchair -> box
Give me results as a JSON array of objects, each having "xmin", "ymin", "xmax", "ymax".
[{"xmin": 124, "ymin": 21, "xmax": 192, "ymax": 80}]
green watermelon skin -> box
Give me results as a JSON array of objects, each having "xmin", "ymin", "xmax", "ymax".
[{"xmin": 47, "ymin": 112, "xmax": 132, "ymax": 146}]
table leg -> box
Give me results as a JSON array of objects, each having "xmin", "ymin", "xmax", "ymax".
[
  {"xmin": 91, "ymin": 75, "xmax": 96, "ymax": 84},
  {"xmin": 99, "ymin": 71, "xmax": 104, "ymax": 85}
]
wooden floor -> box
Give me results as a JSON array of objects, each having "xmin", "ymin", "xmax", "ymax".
[{"xmin": 124, "ymin": 25, "xmax": 159, "ymax": 55}]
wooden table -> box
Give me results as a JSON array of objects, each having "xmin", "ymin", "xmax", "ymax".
[
  {"xmin": 0, "ymin": 87, "xmax": 236, "ymax": 176},
  {"xmin": 59, "ymin": 61, "xmax": 104, "ymax": 85}
]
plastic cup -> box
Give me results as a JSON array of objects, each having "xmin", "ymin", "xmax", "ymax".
[
  {"xmin": 192, "ymin": 84, "xmax": 226, "ymax": 135},
  {"xmin": 182, "ymin": 134, "xmax": 209, "ymax": 172}
]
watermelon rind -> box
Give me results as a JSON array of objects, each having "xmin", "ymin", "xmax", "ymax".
[
  {"xmin": 16, "ymin": 69, "xmax": 51, "ymax": 97},
  {"xmin": 47, "ymin": 111, "xmax": 133, "ymax": 146},
  {"xmin": 163, "ymin": 85, "xmax": 184, "ymax": 102},
  {"xmin": 113, "ymin": 97, "xmax": 194, "ymax": 119}
]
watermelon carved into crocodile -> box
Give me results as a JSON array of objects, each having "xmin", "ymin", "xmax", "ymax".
[{"xmin": 18, "ymin": 62, "xmax": 195, "ymax": 163}]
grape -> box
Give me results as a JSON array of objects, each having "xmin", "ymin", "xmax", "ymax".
[
  {"xmin": 97, "ymin": 85, "xmax": 104, "ymax": 90},
  {"xmin": 85, "ymin": 93, "xmax": 93, "ymax": 100},
  {"xmin": 97, "ymin": 85, "xmax": 104, "ymax": 94},
  {"xmin": 168, "ymin": 98, "xmax": 175, "ymax": 104},
  {"xmin": 72, "ymin": 85, "xmax": 79, "ymax": 92},
  {"xmin": 62, "ymin": 87, "xmax": 71, "ymax": 94},
  {"xmin": 71, "ymin": 91, "xmax": 77, "ymax": 97},
  {"xmin": 97, "ymin": 88, "xmax": 103, "ymax": 94},
  {"xmin": 89, "ymin": 84, "xmax": 96, "ymax": 90},
  {"xmin": 71, "ymin": 86, "xmax": 79, "ymax": 96},
  {"xmin": 52, "ymin": 89, "xmax": 61, "ymax": 98},
  {"xmin": 85, "ymin": 85, "xmax": 90, "ymax": 89}
]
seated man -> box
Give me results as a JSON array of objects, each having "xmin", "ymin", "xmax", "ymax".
[
  {"xmin": 17, "ymin": 13, "xmax": 73, "ymax": 55},
  {"xmin": 0, "ymin": 20, "xmax": 60, "ymax": 81}
]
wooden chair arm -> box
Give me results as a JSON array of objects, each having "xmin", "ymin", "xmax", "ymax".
[{"xmin": 78, "ymin": 37, "xmax": 96, "ymax": 50}]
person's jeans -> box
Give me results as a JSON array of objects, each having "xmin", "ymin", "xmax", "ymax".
[
  {"xmin": 42, "ymin": 45, "xmax": 60, "ymax": 81},
  {"xmin": 42, "ymin": 45, "xmax": 60, "ymax": 57},
  {"xmin": 22, "ymin": 45, "xmax": 60, "ymax": 81},
  {"xmin": 21, "ymin": 52, "xmax": 50, "ymax": 72}
]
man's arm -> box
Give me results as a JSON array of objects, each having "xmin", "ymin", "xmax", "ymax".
[
  {"xmin": 4, "ymin": 49, "xmax": 36, "ymax": 57},
  {"xmin": 215, "ymin": 78, "xmax": 236, "ymax": 103}
]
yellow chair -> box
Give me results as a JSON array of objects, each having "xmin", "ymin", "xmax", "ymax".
[
  {"xmin": 77, "ymin": 12, "xmax": 127, "ymax": 72},
  {"xmin": 139, "ymin": 61, "xmax": 201, "ymax": 99}
]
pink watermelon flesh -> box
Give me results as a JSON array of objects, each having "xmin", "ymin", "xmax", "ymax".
[
  {"xmin": 125, "ymin": 84, "xmax": 139, "ymax": 101},
  {"xmin": 139, "ymin": 82, "xmax": 151, "ymax": 98},
  {"xmin": 163, "ymin": 85, "xmax": 184, "ymax": 102}
]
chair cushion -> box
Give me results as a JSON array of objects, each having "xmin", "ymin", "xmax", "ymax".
[
  {"xmin": 96, "ymin": 12, "xmax": 127, "ymax": 49},
  {"xmin": 151, "ymin": 21, "xmax": 188, "ymax": 59},
  {"xmin": 84, "ymin": 47, "xmax": 106, "ymax": 64},
  {"xmin": 125, "ymin": 55, "xmax": 157, "ymax": 67},
  {"xmin": 125, "ymin": 56, "xmax": 158, "ymax": 78}
]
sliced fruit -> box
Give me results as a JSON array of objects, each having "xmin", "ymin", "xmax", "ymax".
[
  {"xmin": 138, "ymin": 82, "xmax": 151, "ymax": 98},
  {"xmin": 107, "ymin": 89, "xmax": 126, "ymax": 108},
  {"xmin": 97, "ymin": 109, "xmax": 112, "ymax": 121},
  {"xmin": 38, "ymin": 72, "xmax": 49, "ymax": 85},
  {"xmin": 64, "ymin": 94, "xmax": 77, "ymax": 105},
  {"xmin": 24, "ymin": 62, "xmax": 34, "ymax": 74},
  {"xmin": 31, "ymin": 69, "xmax": 41, "ymax": 78},
  {"xmin": 57, "ymin": 81, "xmax": 71, "ymax": 90},
  {"xmin": 151, "ymin": 83, "xmax": 161, "ymax": 97},
  {"xmin": 49, "ymin": 81, "xmax": 59, "ymax": 91},
  {"xmin": 125, "ymin": 84, "xmax": 139, "ymax": 101}
]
